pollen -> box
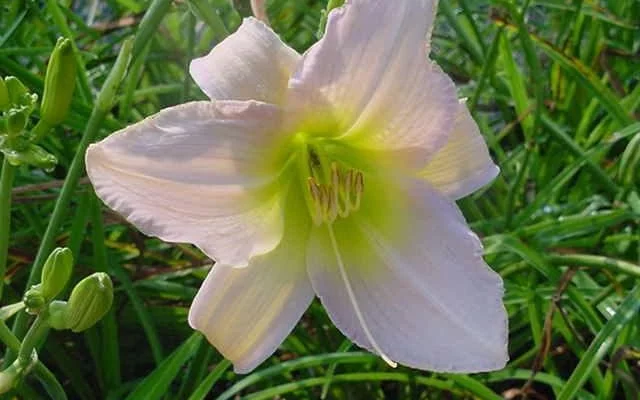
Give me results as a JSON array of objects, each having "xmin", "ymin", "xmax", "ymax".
[{"xmin": 307, "ymin": 163, "xmax": 364, "ymax": 225}]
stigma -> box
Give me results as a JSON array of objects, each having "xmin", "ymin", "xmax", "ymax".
[{"xmin": 307, "ymin": 162, "xmax": 364, "ymax": 225}]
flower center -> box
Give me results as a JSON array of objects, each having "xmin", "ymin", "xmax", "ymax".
[
  {"xmin": 292, "ymin": 137, "xmax": 366, "ymax": 226},
  {"xmin": 307, "ymin": 162, "xmax": 364, "ymax": 225}
]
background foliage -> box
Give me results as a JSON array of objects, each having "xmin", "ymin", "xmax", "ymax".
[{"xmin": 0, "ymin": 0, "xmax": 639, "ymax": 398}]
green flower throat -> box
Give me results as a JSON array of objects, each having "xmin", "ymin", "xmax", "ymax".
[{"xmin": 290, "ymin": 133, "xmax": 367, "ymax": 226}]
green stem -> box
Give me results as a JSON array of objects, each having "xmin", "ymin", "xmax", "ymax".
[
  {"xmin": 88, "ymin": 195, "xmax": 121, "ymax": 389},
  {"xmin": 31, "ymin": 119, "xmax": 53, "ymax": 143},
  {"xmin": 504, "ymin": 143, "xmax": 533, "ymax": 228},
  {"xmin": 132, "ymin": 0, "xmax": 175, "ymax": 58},
  {"xmin": 0, "ymin": 321, "xmax": 66, "ymax": 399},
  {"xmin": 7, "ymin": 109, "xmax": 106, "ymax": 354},
  {"xmin": 546, "ymin": 254, "xmax": 640, "ymax": 279},
  {"xmin": 0, "ymin": 320, "xmax": 19, "ymax": 349},
  {"xmin": 7, "ymin": 38, "xmax": 133, "ymax": 364},
  {"xmin": 17, "ymin": 312, "xmax": 49, "ymax": 367},
  {"xmin": 0, "ymin": 158, "xmax": 16, "ymax": 300},
  {"xmin": 187, "ymin": 0, "xmax": 229, "ymax": 41}
]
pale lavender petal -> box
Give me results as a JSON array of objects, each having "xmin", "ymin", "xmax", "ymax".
[
  {"xmin": 421, "ymin": 100, "xmax": 500, "ymax": 199},
  {"xmin": 86, "ymin": 100, "xmax": 286, "ymax": 267},
  {"xmin": 306, "ymin": 178, "xmax": 508, "ymax": 372},
  {"xmin": 189, "ymin": 213, "xmax": 313, "ymax": 373},
  {"xmin": 190, "ymin": 18, "xmax": 299, "ymax": 103},
  {"xmin": 288, "ymin": 0, "xmax": 457, "ymax": 168}
]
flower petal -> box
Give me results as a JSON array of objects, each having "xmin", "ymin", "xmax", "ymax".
[
  {"xmin": 306, "ymin": 178, "xmax": 508, "ymax": 372},
  {"xmin": 421, "ymin": 100, "xmax": 500, "ymax": 199},
  {"xmin": 190, "ymin": 18, "xmax": 299, "ymax": 104},
  {"xmin": 86, "ymin": 100, "xmax": 286, "ymax": 267},
  {"xmin": 189, "ymin": 214, "xmax": 313, "ymax": 373},
  {"xmin": 288, "ymin": 0, "xmax": 457, "ymax": 167}
]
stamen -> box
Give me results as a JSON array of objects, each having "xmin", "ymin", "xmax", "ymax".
[
  {"xmin": 307, "ymin": 178, "xmax": 324, "ymax": 226},
  {"xmin": 353, "ymin": 171, "xmax": 364, "ymax": 210},
  {"xmin": 330, "ymin": 163, "xmax": 343, "ymax": 218},
  {"xmin": 306, "ymin": 164, "xmax": 365, "ymax": 224},
  {"xmin": 320, "ymin": 185, "xmax": 330, "ymax": 220},
  {"xmin": 331, "ymin": 162, "xmax": 340, "ymax": 190},
  {"xmin": 327, "ymin": 224, "xmax": 397, "ymax": 368}
]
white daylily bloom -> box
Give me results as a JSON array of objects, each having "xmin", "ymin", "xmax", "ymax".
[{"xmin": 86, "ymin": 0, "xmax": 508, "ymax": 373}]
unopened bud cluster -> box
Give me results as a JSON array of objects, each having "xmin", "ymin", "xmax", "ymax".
[
  {"xmin": 23, "ymin": 248, "xmax": 114, "ymax": 333},
  {"xmin": 0, "ymin": 37, "xmax": 76, "ymax": 170},
  {"xmin": 0, "ymin": 76, "xmax": 38, "ymax": 136}
]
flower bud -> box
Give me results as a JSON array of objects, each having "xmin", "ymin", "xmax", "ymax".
[
  {"xmin": 41, "ymin": 247, "xmax": 73, "ymax": 301},
  {"xmin": 47, "ymin": 300, "xmax": 69, "ymax": 330},
  {"xmin": 0, "ymin": 77, "xmax": 9, "ymax": 111},
  {"xmin": 40, "ymin": 38, "xmax": 77, "ymax": 126},
  {"xmin": 4, "ymin": 76, "xmax": 28, "ymax": 105},
  {"xmin": 6, "ymin": 109, "xmax": 27, "ymax": 135},
  {"xmin": 65, "ymin": 272, "xmax": 113, "ymax": 332},
  {"xmin": 23, "ymin": 285, "xmax": 45, "ymax": 315},
  {"xmin": 3, "ymin": 76, "xmax": 38, "ymax": 113}
]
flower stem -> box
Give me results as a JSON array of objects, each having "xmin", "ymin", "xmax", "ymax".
[
  {"xmin": 0, "ymin": 158, "xmax": 16, "ymax": 300},
  {"xmin": 6, "ymin": 109, "xmax": 106, "ymax": 356},
  {"xmin": 0, "ymin": 320, "xmax": 66, "ymax": 399},
  {"xmin": 546, "ymin": 254, "xmax": 640, "ymax": 279},
  {"xmin": 6, "ymin": 37, "xmax": 133, "ymax": 365},
  {"xmin": 31, "ymin": 119, "xmax": 53, "ymax": 143},
  {"xmin": 17, "ymin": 312, "xmax": 49, "ymax": 367}
]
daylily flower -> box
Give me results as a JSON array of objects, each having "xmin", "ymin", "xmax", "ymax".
[{"xmin": 86, "ymin": 0, "xmax": 508, "ymax": 373}]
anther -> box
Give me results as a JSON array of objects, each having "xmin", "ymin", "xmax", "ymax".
[
  {"xmin": 327, "ymin": 186, "xmax": 338, "ymax": 223},
  {"xmin": 307, "ymin": 178, "xmax": 324, "ymax": 226},
  {"xmin": 320, "ymin": 185, "xmax": 331, "ymax": 220},
  {"xmin": 330, "ymin": 163, "xmax": 343, "ymax": 217},
  {"xmin": 353, "ymin": 171, "xmax": 364, "ymax": 210},
  {"xmin": 306, "ymin": 165, "xmax": 365, "ymax": 224},
  {"xmin": 340, "ymin": 170, "xmax": 354, "ymax": 217}
]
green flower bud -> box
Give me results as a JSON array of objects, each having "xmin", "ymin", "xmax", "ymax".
[
  {"xmin": 65, "ymin": 273, "xmax": 113, "ymax": 332},
  {"xmin": 23, "ymin": 285, "xmax": 45, "ymax": 315},
  {"xmin": 41, "ymin": 38, "xmax": 77, "ymax": 126},
  {"xmin": 47, "ymin": 301, "xmax": 69, "ymax": 330},
  {"xmin": 3, "ymin": 77, "xmax": 38, "ymax": 114},
  {"xmin": 0, "ymin": 77, "xmax": 9, "ymax": 111},
  {"xmin": 4, "ymin": 76, "xmax": 28, "ymax": 105},
  {"xmin": 6, "ymin": 109, "xmax": 27, "ymax": 135},
  {"xmin": 41, "ymin": 247, "xmax": 73, "ymax": 301}
]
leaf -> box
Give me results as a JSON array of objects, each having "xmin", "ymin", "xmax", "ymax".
[{"xmin": 125, "ymin": 333, "xmax": 203, "ymax": 400}]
